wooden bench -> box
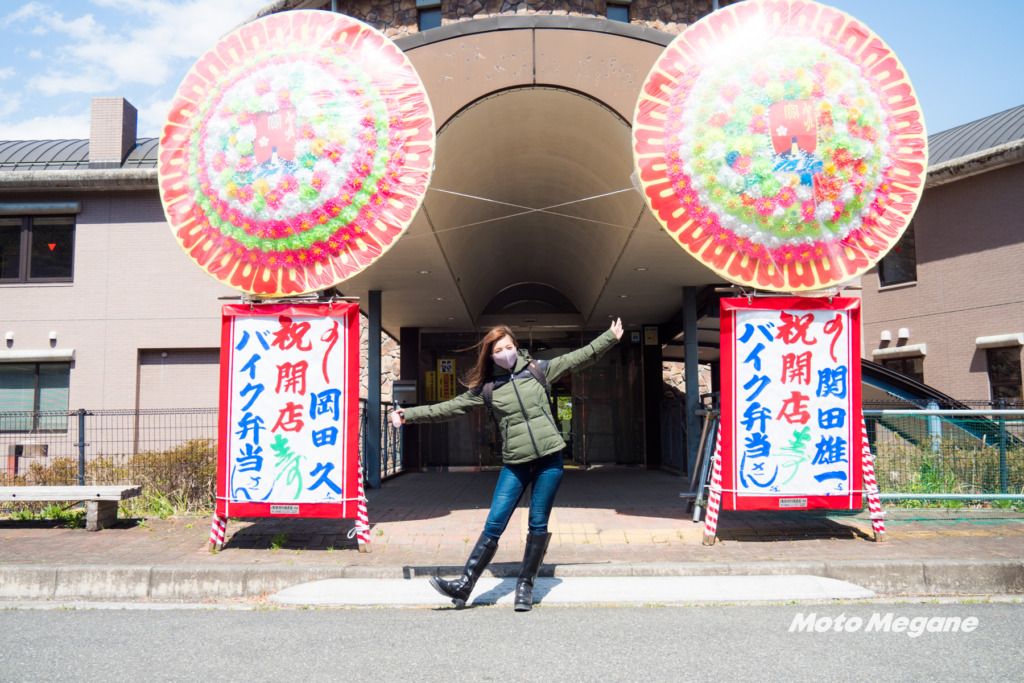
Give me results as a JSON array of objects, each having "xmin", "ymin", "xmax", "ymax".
[{"xmin": 0, "ymin": 485, "xmax": 142, "ymax": 531}]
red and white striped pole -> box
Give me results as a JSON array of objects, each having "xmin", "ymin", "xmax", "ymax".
[
  {"xmin": 702, "ymin": 428, "xmax": 724, "ymax": 546},
  {"xmin": 209, "ymin": 514, "xmax": 228, "ymax": 551},
  {"xmin": 354, "ymin": 464, "xmax": 371, "ymax": 552},
  {"xmin": 860, "ymin": 417, "xmax": 886, "ymax": 542}
]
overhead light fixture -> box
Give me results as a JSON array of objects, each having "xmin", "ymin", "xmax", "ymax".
[
  {"xmin": 619, "ymin": 294, "xmax": 629, "ymax": 298},
  {"xmin": 418, "ymin": 270, "xmax": 430, "ymax": 274},
  {"xmin": 634, "ymin": 267, "xmax": 649, "ymax": 271},
  {"xmin": 433, "ymin": 297, "xmax": 445, "ymax": 301}
]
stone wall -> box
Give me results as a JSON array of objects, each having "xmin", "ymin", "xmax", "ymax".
[
  {"xmin": 662, "ymin": 360, "xmax": 712, "ymax": 397},
  {"xmin": 330, "ymin": 0, "xmax": 739, "ymax": 38},
  {"xmin": 334, "ymin": 0, "xmax": 417, "ymax": 37},
  {"xmin": 358, "ymin": 313, "xmax": 402, "ymax": 402}
]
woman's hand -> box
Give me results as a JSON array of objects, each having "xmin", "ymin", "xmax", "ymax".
[
  {"xmin": 610, "ymin": 317, "xmax": 623, "ymax": 340},
  {"xmin": 390, "ymin": 408, "xmax": 405, "ymax": 429}
]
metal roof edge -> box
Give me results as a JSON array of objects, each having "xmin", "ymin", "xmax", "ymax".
[
  {"xmin": 925, "ymin": 138, "xmax": 1024, "ymax": 189},
  {"xmin": 0, "ymin": 169, "xmax": 158, "ymax": 192}
]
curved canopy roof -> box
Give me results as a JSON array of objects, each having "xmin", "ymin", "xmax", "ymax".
[{"xmin": 0, "ymin": 138, "xmax": 158, "ymax": 170}]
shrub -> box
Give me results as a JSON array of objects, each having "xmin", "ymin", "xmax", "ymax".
[
  {"xmin": 128, "ymin": 438, "xmax": 217, "ymax": 512},
  {"xmin": 1, "ymin": 439, "xmax": 217, "ymax": 517}
]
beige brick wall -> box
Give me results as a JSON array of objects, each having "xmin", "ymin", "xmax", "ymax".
[
  {"xmin": 89, "ymin": 98, "xmax": 137, "ymax": 167},
  {"xmin": 862, "ymin": 163, "xmax": 1024, "ymax": 400},
  {"xmin": 1, "ymin": 191, "xmax": 234, "ymax": 409},
  {"xmin": 1, "ymin": 189, "xmax": 404, "ymax": 410}
]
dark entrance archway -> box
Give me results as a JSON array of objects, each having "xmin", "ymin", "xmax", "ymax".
[{"xmin": 335, "ymin": 17, "xmax": 726, "ymax": 474}]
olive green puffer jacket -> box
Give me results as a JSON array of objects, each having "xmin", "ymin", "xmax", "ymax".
[{"xmin": 402, "ymin": 328, "xmax": 619, "ymax": 465}]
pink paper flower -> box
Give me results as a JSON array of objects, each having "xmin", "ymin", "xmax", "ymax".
[
  {"xmin": 311, "ymin": 171, "xmax": 329, "ymax": 191},
  {"xmin": 324, "ymin": 144, "xmax": 344, "ymax": 163},
  {"xmin": 709, "ymin": 112, "xmax": 730, "ymax": 128},
  {"xmin": 678, "ymin": 189, "xmax": 699, "ymax": 208},
  {"xmin": 237, "ymin": 186, "xmax": 254, "ymax": 204},
  {"xmin": 833, "ymin": 148, "xmax": 854, "ymax": 168},
  {"xmin": 801, "ymin": 201, "xmax": 816, "ymax": 222},
  {"xmin": 212, "ymin": 152, "xmax": 227, "ymax": 172},
  {"xmin": 720, "ymin": 83, "xmax": 740, "ymax": 102},
  {"xmin": 754, "ymin": 197, "xmax": 776, "ymax": 217},
  {"xmin": 777, "ymin": 186, "xmax": 797, "ymax": 208},
  {"xmin": 278, "ymin": 175, "xmax": 298, "ymax": 194}
]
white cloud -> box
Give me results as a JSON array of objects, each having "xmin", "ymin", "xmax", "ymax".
[
  {"xmin": 0, "ymin": 89, "xmax": 21, "ymax": 117},
  {"xmin": 137, "ymin": 95, "xmax": 175, "ymax": 138},
  {"xmin": 0, "ymin": 0, "xmax": 276, "ymax": 138},
  {"xmin": 18, "ymin": 0, "xmax": 268, "ymax": 93},
  {"xmin": 3, "ymin": 2, "xmax": 101, "ymax": 40},
  {"xmin": 0, "ymin": 112, "xmax": 90, "ymax": 140},
  {"xmin": 1, "ymin": 2, "xmax": 48, "ymax": 28},
  {"xmin": 29, "ymin": 67, "xmax": 114, "ymax": 96}
]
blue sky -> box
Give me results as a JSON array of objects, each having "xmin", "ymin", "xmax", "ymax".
[{"xmin": 0, "ymin": 0, "xmax": 1022, "ymax": 140}]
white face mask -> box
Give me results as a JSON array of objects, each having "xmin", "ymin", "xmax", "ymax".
[{"xmin": 492, "ymin": 348, "xmax": 518, "ymax": 370}]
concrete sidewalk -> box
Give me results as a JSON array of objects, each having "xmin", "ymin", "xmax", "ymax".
[{"xmin": 2, "ymin": 470, "xmax": 1023, "ymax": 603}]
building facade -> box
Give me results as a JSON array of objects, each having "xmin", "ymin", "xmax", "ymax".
[
  {"xmin": 4, "ymin": 0, "xmax": 1020, "ymax": 479},
  {"xmin": 861, "ymin": 105, "xmax": 1024, "ymax": 404}
]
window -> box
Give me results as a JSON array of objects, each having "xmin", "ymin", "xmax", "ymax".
[
  {"xmin": 987, "ymin": 347, "xmax": 1022, "ymax": 402},
  {"xmin": 880, "ymin": 356, "xmax": 924, "ymax": 384},
  {"xmin": 416, "ymin": 0, "xmax": 441, "ymax": 31},
  {"xmin": 0, "ymin": 216, "xmax": 75, "ymax": 283},
  {"xmin": 607, "ymin": 1, "xmax": 630, "ymax": 22},
  {"xmin": 877, "ymin": 220, "xmax": 916, "ymax": 286},
  {"xmin": 0, "ymin": 362, "xmax": 71, "ymax": 432}
]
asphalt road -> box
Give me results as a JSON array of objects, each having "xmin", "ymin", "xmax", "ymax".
[{"xmin": 1, "ymin": 603, "xmax": 1021, "ymax": 681}]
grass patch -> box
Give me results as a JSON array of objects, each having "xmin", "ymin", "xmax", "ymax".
[{"xmin": 1, "ymin": 503, "xmax": 85, "ymax": 528}]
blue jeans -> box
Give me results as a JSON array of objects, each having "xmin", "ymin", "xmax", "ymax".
[{"xmin": 482, "ymin": 453, "xmax": 564, "ymax": 540}]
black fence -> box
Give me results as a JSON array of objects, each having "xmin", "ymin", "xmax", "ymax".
[{"xmin": 1, "ymin": 402, "xmax": 402, "ymax": 509}]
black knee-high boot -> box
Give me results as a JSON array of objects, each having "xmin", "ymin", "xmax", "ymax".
[
  {"xmin": 514, "ymin": 532, "xmax": 552, "ymax": 612},
  {"xmin": 429, "ymin": 532, "xmax": 498, "ymax": 608}
]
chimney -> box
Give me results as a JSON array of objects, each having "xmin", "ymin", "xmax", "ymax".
[{"xmin": 89, "ymin": 97, "xmax": 138, "ymax": 169}]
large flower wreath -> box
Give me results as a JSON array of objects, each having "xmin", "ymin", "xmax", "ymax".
[
  {"xmin": 159, "ymin": 11, "xmax": 435, "ymax": 296},
  {"xmin": 634, "ymin": 0, "xmax": 927, "ymax": 291}
]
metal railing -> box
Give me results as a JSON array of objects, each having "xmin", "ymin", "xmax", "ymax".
[
  {"xmin": 1, "ymin": 402, "xmax": 402, "ymax": 503},
  {"xmin": 357, "ymin": 399, "xmax": 403, "ymax": 482},
  {"xmin": 684, "ymin": 407, "xmax": 1024, "ymax": 511},
  {"xmin": 865, "ymin": 409, "xmax": 1024, "ymax": 500}
]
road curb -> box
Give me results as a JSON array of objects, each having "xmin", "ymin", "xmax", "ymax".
[{"xmin": 1, "ymin": 560, "xmax": 1021, "ymax": 601}]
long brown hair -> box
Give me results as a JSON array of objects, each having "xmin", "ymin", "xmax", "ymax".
[{"xmin": 461, "ymin": 325, "xmax": 517, "ymax": 389}]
